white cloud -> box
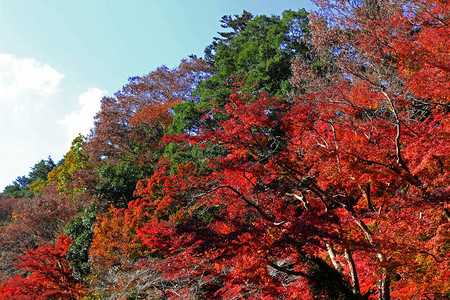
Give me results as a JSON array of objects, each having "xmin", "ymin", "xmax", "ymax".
[
  {"xmin": 59, "ymin": 87, "xmax": 107, "ymax": 146},
  {"xmin": 0, "ymin": 53, "xmax": 64, "ymax": 100},
  {"xmin": 0, "ymin": 54, "xmax": 66, "ymax": 190},
  {"xmin": 0, "ymin": 54, "xmax": 106, "ymax": 191},
  {"xmin": 12, "ymin": 105, "xmax": 26, "ymax": 115}
]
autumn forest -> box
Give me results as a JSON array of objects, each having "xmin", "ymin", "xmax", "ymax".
[{"xmin": 0, "ymin": 0, "xmax": 449, "ymax": 299}]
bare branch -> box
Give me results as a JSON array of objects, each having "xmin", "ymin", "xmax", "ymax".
[{"xmin": 195, "ymin": 185, "xmax": 276, "ymax": 222}]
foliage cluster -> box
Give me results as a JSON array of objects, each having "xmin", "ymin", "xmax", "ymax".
[{"xmin": 0, "ymin": 1, "xmax": 449, "ymax": 299}]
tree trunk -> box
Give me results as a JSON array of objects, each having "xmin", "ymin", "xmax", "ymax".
[
  {"xmin": 378, "ymin": 267, "xmax": 390, "ymax": 300},
  {"xmin": 346, "ymin": 205, "xmax": 391, "ymax": 299},
  {"xmin": 327, "ymin": 243, "xmax": 341, "ymax": 272},
  {"xmin": 344, "ymin": 248, "xmax": 361, "ymax": 297}
]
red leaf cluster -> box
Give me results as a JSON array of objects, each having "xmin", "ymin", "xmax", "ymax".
[{"xmin": 0, "ymin": 235, "xmax": 85, "ymax": 299}]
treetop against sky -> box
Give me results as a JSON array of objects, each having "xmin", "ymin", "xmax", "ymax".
[{"xmin": 0, "ymin": 0, "xmax": 316, "ymax": 190}]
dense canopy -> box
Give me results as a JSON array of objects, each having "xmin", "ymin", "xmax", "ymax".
[{"xmin": 1, "ymin": 1, "xmax": 449, "ymax": 299}]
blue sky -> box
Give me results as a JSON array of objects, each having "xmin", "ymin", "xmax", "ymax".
[{"xmin": 0, "ymin": 0, "xmax": 316, "ymax": 190}]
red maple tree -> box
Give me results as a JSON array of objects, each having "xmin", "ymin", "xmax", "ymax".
[
  {"xmin": 0, "ymin": 235, "xmax": 85, "ymax": 299},
  {"xmin": 138, "ymin": 45, "xmax": 449, "ymax": 297}
]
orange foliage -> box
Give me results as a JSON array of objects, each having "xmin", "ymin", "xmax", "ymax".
[{"xmin": 89, "ymin": 199, "xmax": 151, "ymax": 272}]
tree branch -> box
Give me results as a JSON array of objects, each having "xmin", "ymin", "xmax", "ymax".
[
  {"xmin": 266, "ymin": 258, "xmax": 308, "ymax": 277},
  {"xmin": 194, "ymin": 185, "xmax": 275, "ymax": 222}
]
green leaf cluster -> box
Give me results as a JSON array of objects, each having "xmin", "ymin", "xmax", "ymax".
[{"xmin": 65, "ymin": 204, "xmax": 99, "ymax": 281}]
